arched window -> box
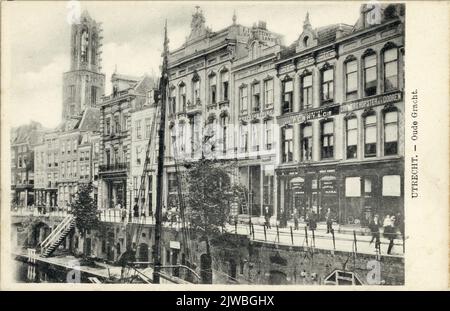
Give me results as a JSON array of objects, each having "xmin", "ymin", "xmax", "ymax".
[
  {"xmin": 239, "ymin": 85, "xmax": 248, "ymax": 114},
  {"xmin": 363, "ymin": 50, "xmax": 377, "ymax": 96},
  {"xmin": 282, "ymin": 77, "xmax": 293, "ymax": 114},
  {"xmin": 346, "ymin": 116, "xmax": 358, "ymax": 159},
  {"xmin": 321, "ymin": 65, "xmax": 334, "ymax": 103},
  {"xmin": 208, "ymin": 73, "xmax": 217, "ymax": 104},
  {"xmin": 220, "ymin": 69, "xmax": 229, "ymax": 101},
  {"xmin": 251, "ymin": 81, "xmax": 261, "ymax": 112},
  {"xmin": 263, "ymin": 78, "xmax": 274, "ymax": 108},
  {"xmin": 91, "ymin": 33, "xmax": 97, "ymax": 65},
  {"xmin": 384, "ymin": 109, "xmax": 398, "ymax": 155},
  {"xmin": 321, "ymin": 120, "xmax": 334, "ymax": 159},
  {"xmin": 303, "ymin": 36, "xmax": 310, "ymax": 47},
  {"xmin": 301, "ymin": 123, "xmax": 313, "ymax": 161},
  {"xmin": 364, "ymin": 112, "xmax": 377, "ymax": 157},
  {"xmin": 192, "ymin": 75, "xmax": 200, "ymax": 103},
  {"xmin": 281, "ymin": 125, "xmax": 293, "ymax": 163},
  {"xmin": 383, "ymin": 46, "xmax": 399, "ymax": 91},
  {"xmin": 80, "ymin": 28, "xmax": 89, "ymax": 63},
  {"xmin": 169, "ymin": 87, "xmax": 176, "ymax": 114},
  {"xmin": 301, "ymin": 72, "xmax": 313, "ymax": 110},
  {"xmin": 345, "ymin": 56, "xmax": 358, "ymax": 100}
]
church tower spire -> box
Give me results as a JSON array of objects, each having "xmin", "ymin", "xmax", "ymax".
[{"xmin": 63, "ymin": 10, "xmax": 105, "ymax": 120}]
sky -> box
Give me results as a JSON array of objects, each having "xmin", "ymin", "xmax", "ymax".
[{"xmin": 2, "ymin": 1, "xmax": 361, "ymax": 128}]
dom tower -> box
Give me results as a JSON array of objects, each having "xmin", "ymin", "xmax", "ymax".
[{"xmin": 62, "ymin": 10, "xmax": 105, "ymax": 120}]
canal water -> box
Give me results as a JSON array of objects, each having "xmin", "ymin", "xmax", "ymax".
[{"xmin": 14, "ymin": 257, "xmax": 95, "ymax": 283}]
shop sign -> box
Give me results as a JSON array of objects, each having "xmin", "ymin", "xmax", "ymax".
[
  {"xmin": 239, "ymin": 109, "xmax": 274, "ymax": 122},
  {"xmin": 278, "ymin": 104, "xmax": 339, "ymax": 127},
  {"xmin": 321, "ymin": 179, "xmax": 337, "ymax": 195},
  {"xmin": 340, "ymin": 91, "xmax": 402, "ymax": 113}
]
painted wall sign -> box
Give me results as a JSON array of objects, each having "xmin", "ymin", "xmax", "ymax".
[
  {"xmin": 277, "ymin": 104, "xmax": 339, "ymax": 127},
  {"xmin": 239, "ymin": 109, "xmax": 274, "ymax": 122},
  {"xmin": 340, "ymin": 91, "xmax": 402, "ymax": 113}
]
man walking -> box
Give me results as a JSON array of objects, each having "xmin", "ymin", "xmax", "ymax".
[
  {"xmin": 325, "ymin": 208, "xmax": 334, "ymax": 234},
  {"xmin": 369, "ymin": 214, "xmax": 381, "ymax": 250},
  {"xmin": 264, "ymin": 205, "xmax": 271, "ymax": 229}
]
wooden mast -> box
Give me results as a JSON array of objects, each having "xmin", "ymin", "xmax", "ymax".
[{"xmin": 153, "ymin": 20, "xmax": 169, "ymax": 284}]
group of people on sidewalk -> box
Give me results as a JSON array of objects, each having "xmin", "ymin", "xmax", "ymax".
[{"xmin": 368, "ymin": 213, "xmax": 404, "ymax": 255}]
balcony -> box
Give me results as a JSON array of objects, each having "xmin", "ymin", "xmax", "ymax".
[
  {"xmin": 186, "ymin": 98, "xmax": 202, "ymax": 115},
  {"xmin": 99, "ymin": 162, "xmax": 129, "ymax": 174}
]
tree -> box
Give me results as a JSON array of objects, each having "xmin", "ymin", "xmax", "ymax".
[
  {"xmin": 69, "ymin": 182, "xmax": 99, "ymax": 260},
  {"xmin": 182, "ymin": 158, "xmax": 246, "ymax": 252}
]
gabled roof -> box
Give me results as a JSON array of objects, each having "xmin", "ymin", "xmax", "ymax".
[{"xmin": 78, "ymin": 107, "xmax": 100, "ymax": 132}]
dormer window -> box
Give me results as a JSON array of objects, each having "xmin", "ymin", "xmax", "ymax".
[{"xmin": 303, "ymin": 36, "xmax": 310, "ymax": 47}]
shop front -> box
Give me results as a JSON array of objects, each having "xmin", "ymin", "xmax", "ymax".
[
  {"xmin": 276, "ymin": 165, "xmax": 339, "ymax": 227},
  {"xmin": 337, "ymin": 158, "xmax": 404, "ymax": 226}
]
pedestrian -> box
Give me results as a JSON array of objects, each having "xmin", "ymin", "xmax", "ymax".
[
  {"xmin": 325, "ymin": 208, "xmax": 334, "ymax": 234},
  {"xmin": 292, "ymin": 209, "xmax": 299, "ymax": 230},
  {"xmin": 309, "ymin": 210, "xmax": 317, "ymax": 231},
  {"xmin": 133, "ymin": 202, "xmax": 139, "ymax": 219},
  {"xmin": 264, "ymin": 205, "xmax": 271, "ymax": 229},
  {"xmin": 369, "ymin": 214, "xmax": 381, "ymax": 250},
  {"xmin": 121, "ymin": 208, "xmax": 127, "ymax": 223},
  {"xmin": 383, "ymin": 214, "xmax": 396, "ymax": 254}
]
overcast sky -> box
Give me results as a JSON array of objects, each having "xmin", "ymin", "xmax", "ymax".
[{"xmin": 3, "ymin": 1, "xmax": 361, "ymax": 128}]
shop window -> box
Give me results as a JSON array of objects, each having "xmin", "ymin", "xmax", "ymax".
[
  {"xmin": 384, "ymin": 48, "xmax": 398, "ymax": 92},
  {"xmin": 384, "ymin": 110, "xmax": 398, "ymax": 155},
  {"xmin": 281, "ymin": 126, "xmax": 293, "ymax": 163},
  {"xmin": 345, "ymin": 177, "xmax": 361, "ymax": 197},
  {"xmin": 301, "ymin": 74, "xmax": 313, "ymax": 110},
  {"xmin": 345, "ymin": 59, "xmax": 358, "ymax": 100},
  {"xmin": 240, "ymin": 86, "xmax": 248, "ymax": 114},
  {"xmin": 301, "ymin": 124, "xmax": 312, "ymax": 161},
  {"xmin": 364, "ymin": 114, "xmax": 377, "ymax": 157},
  {"xmin": 252, "ymin": 83, "xmax": 261, "ymax": 112},
  {"xmin": 321, "ymin": 121, "xmax": 334, "ymax": 159},
  {"xmin": 346, "ymin": 117, "xmax": 358, "ymax": 159},
  {"xmin": 264, "ymin": 79, "xmax": 274, "ymax": 108},
  {"xmin": 382, "ymin": 175, "xmax": 401, "ymax": 196},
  {"xmin": 321, "ymin": 68, "xmax": 334, "ymax": 103},
  {"xmin": 282, "ymin": 79, "xmax": 293, "ymax": 114},
  {"xmin": 364, "ymin": 53, "xmax": 377, "ymax": 96}
]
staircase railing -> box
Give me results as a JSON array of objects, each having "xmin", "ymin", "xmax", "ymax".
[{"xmin": 40, "ymin": 215, "xmax": 75, "ymax": 252}]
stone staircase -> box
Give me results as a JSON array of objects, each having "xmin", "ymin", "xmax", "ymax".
[{"xmin": 40, "ymin": 215, "xmax": 75, "ymax": 258}]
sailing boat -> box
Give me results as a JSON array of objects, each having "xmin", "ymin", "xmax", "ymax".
[{"xmin": 117, "ymin": 21, "xmax": 199, "ymax": 285}]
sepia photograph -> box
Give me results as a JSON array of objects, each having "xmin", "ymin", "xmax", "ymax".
[{"xmin": 0, "ymin": 0, "xmax": 446, "ymax": 290}]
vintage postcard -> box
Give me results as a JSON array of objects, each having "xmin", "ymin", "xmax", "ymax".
[{"xmin": 1, "ymin": 0, "xmax": 448, "ymax": 291}]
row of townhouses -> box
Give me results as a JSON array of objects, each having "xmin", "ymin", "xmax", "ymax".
[{"xmin": 11, "ymin": 3, "xmax": 405, "ymax": 228}]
